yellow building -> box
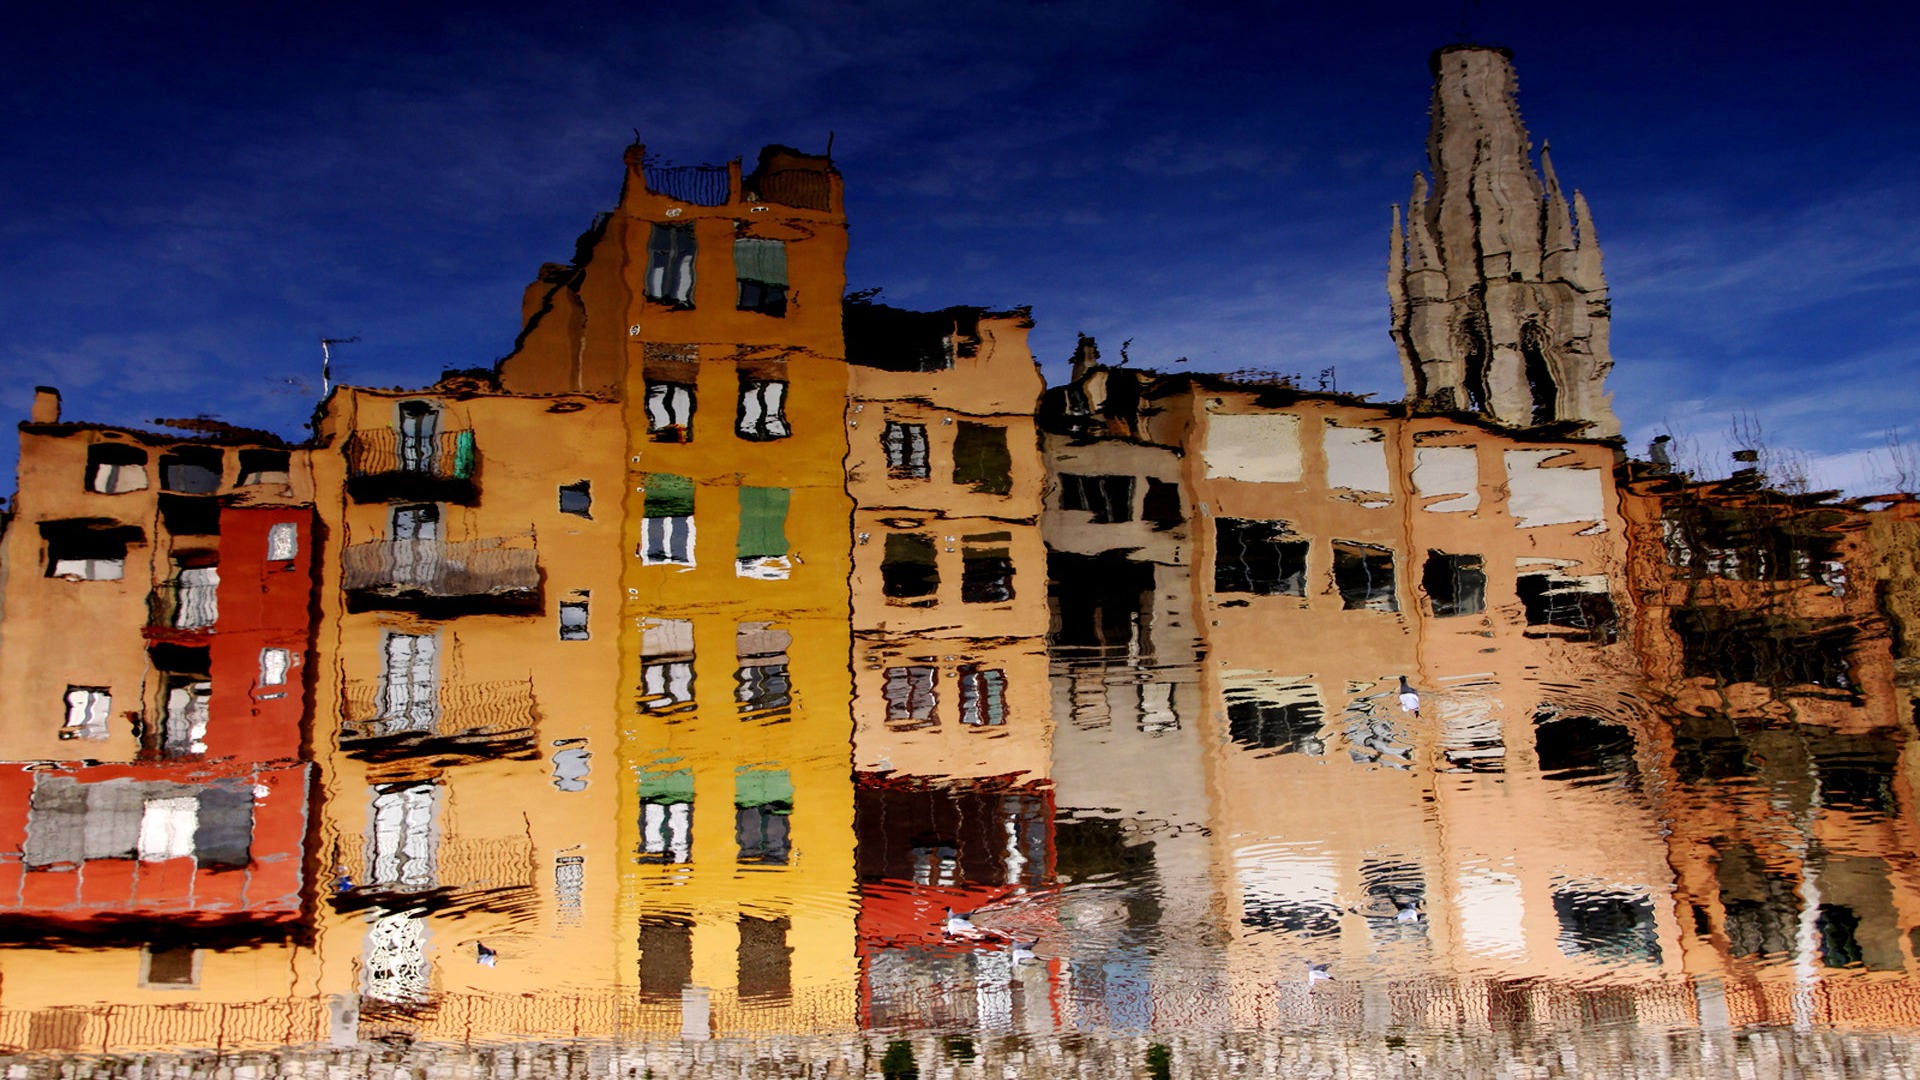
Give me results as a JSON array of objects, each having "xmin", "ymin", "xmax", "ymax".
[{"xmin": 500, "ymin": 143, "xmax": 860, "ymax": 1036}]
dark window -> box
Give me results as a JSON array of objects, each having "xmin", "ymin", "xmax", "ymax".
[
  {"xmin": 236, "ymin": 449, "xmax": 290, "ymax": 486},
  {"xmin": 735, "ymin": 622, "xmax": 792, "ymax": 723},
  {"xmin": 1213, "ymin": 519, "xmax": 1307, "ymax": 596},
  {"xmin": 737, "ymin": 379, "xmax": 790, "ymax": 440},
  {"xmin": 883, "ymin": 422, "xmax": 930, "ymax": 479},
  {"xmin": 1816, "ymin": 752, "xmax": 1898, "ymax": 817},
  {"xmin": 86, "ymin": 443, "xmax": 148, "ymax": 494},
  {"xmin": 961, "ymin": 532, "xmax": 1014, "ymax": 604},
  {"xmin": 1141, "ymin": 478, "xmax": 1184, "ymax": 529},
  {"xmin": 1669, "ymin": 607, "xmax": 1854, "ymax": 691},
  {"xmin": 143, "ymin": 945, "xmax": 198, "ymax": 987},
  {"xmin": 558, "ymin": 480, "xmax": 591, "ymax": 518},
  {"xmin": 1226, "ymin": 688, "xmax": 1324, "ymax": 754},
  {"xmin": 638, "ymin": 915, "xmax": 694, "ymax": 1000},
  {"xmin": 957, "ymin": 665, "xmax": 1007, "ymax": 726},
  {"xmin": 42, "ymin": 520, "xmax": 141, "ymax": 580},
  {"xmin": 734, "ymin": 238, "xmax": 788, "ymax": 316},
  {"xmin": 1423, "ymin": 551, "xmax": 1485, "ymax": 617},
  {"xmin": 158, "ymin": 447, "xmax": 222, "ymax": 493},
  {"xmin": 158, "ymin": 494, "xmax": 220, "ymax": 536},
  {"xmin": 881, "ymin": 533, "xmax": 939, "ymax": 603},
  {"xmin": 1517, "ymin": 571, "xmax": 1617, "ymax": 641},
  {"xmin": 645, "ymin": 224, "xmax": 696, "ymax": 307},
  {"xmin": 734, "ymin": 770, "xmax": 793, "ymax": 865},
  {"xmin": 1818, "ymin": 905, "xmax": 1865, "ymax": 968},
  {"xmin": 1059, "ymin": 473, "xmax": 1134, "ymax": 523},
  {"xmin": 559, "ymin": 600, "xmax": 589, "ymax": 641},
  {"xmin": 195, "ymin": 783, "xmax": 255, "ymax": 869},
  {"xmin": 1717, "ymin": 841, "xmax": 1800, "ymax": 959},
  {"xmin": 1552, "ymin": 889, "xmax": 1661, "ymax": 963},
  {"xmin": 738, "ymin": 916, "xmax": 793, "ymax": 999},
  {"xmin": 951, "ymin": 422, "xmax": 1011, "ymax": 495},
  {"xmin": 1333, "ymin": 542, "xmax": 1399, "ymax": 612},
  {"xmin": 1533, "ymin": 712, "xmax": 1636, "ymax": 785}
]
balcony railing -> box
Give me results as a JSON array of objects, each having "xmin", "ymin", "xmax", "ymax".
[
  {"xmin": 343, "ymin": 429, "xmax": 478, "ymax": 504},
  {"xmin": 338, "ymin": 677, "xmax": 540, "ymax": 764},
  {"xmin": 144, "ymin": 580, "xmax": 219, "ymax": 635},
  {"xmin": 341, "ymin": 537, "xmax": 540, "ymax": 615}
]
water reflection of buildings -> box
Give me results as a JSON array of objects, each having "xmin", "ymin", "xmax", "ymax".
[{"xmin": 2, "ymin": 42, "xmax": 1920, "ymax": 1056}]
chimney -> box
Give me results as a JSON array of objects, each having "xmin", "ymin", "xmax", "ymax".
[{"xmin": 30, "ymin": 387, "xmax": 60, "ymax": 424}]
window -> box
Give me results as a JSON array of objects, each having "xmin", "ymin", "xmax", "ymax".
[
  {"xmin": 237, "ymin": 448, "xmax": 291, "ymax": 486},
  {"xmin": 166, "ymin": 560, "xmax": 220, "ymax": 630},
  {"xmin": 1333, "ymin": 541, "xmax": 1399, "ymax": 612},
  {"xmin": 638, "ymin": 619, "xmax": 694, "ymax": 715},
  {"xmin": 390, "ymin": 502, "xmax": 440, "ymax": 541},
  {"xmin": 644, "ymin": 383, "xmax": 696, "ymax": 443},
  {"xmin": 736, "ymin": 486, "xmax": 791, "ymax": 579},
  {"xmin": 1423, "ymin": 551, "xmax": 1486, "ymax": 617},
  {"xmin": 61, "ymin": 687, "xmax": 111, "ymax": 741},
  {"xmin": 734, "ymin": 237, "xmax": 788, "ymax": 316},
  {"xmin": 558, "ymin": 480, "xmax": 592, "ymax": 518},
  {"xmin": 559, "ymin": 600, "xmax": 590, "ymax": 641},
  {"xmin": 957, "ymin": 665, "xmax": 1007, "ymax": 726},
  {"xmin": 43, "ymin": 520, "xmax": 139, "ymax": 580},
  {"xmin": 138, "ymin": 795, "xmax": 198, "ymax": 861},
  {"xmin": 555, "ymin": 855, "xmax": 585, "ymax": 926},
  {"xmin": 1517, "ymin": 566, "xmax": 1617, "ymax": 642},
  {"xmin": 645, "ymin": 223, "xmax": 696, "ymax": 307},
  {"xmin": 881, "ymin": 533, "xmax": 939, "ymax": 604},
  {"xmin": 158, "ymin": 447, "xmax": 222, "ymax": 493},
  {"xmin": 1059, "ymin": 473, "xmax": 1134, "ymax": 523},
  {"xmin": 1552, "ymin": 888, "xmax": 1661, "ymax": 964},
  {"xmin": 258, "ymin": 647, "xmax": 292, "ymax": 687},
  {"xmin": 86, "ymin": 443, "xmax": 148, "ymax": 494},
  {"xmin": 158, "ymin": 493, "xmax": 220, "ymax": 536},
  {"xmin": 641, "ymin": 473, "xmax": 695, "ymax": 566},
  {"xmin": 883, "ymin": 666, "xmax": 938, "ymax": 729},
  {"xmin": 395, "ymin": 401, "xmax": 441, "ymax": 473},
  {"xmin": 378, "ymin": 633, "xmax": 439, "ymax": 732},
  {"xmin": 369, "ymin": 782, "xmax": 439, "ymax": 888},
  {"xmin": 1213, "ymin": 519, "xmax": 1306, "ymax": 596},
  {"xmin": 638, "ymin": 915, "xmax": 694, "ymax": 1001},
  {"xmin": 735, "ymin": 622, "xmax": 792, "ymax": 723},
  {"xmin": 952, "ymin": 422, "xmax": 1011, "ymax": 495},
  {"xmin": 364, "ymin": 911, "xmax": 429, "ymax": 1004},
  {"xmin": 738, "ymin": 915, "xmax": 792, "ymax": 1000},
  {"xmin": 735, "ymin": 769, "xmax": 792, "ymax": 864},
  {"xmin": 1226, "ymin": 685, "xmax": 1325, "ymax": 754},
  {"xmin": 141, "ymin": 946, "xmax": 199, "ymax": 989},
  {"xmin": 961, "ymin": 532, "xmax": 1014, "ymax": 603},
  {"xmin": 1142, "ymin": 478, "xmax": 1184, "ymax": 528},
  {"xmin": 266, "ymin": 521, "xmax": 298, "ymax": 562},
  {"xmin": 639, "ymin": 770, "xmax": 694, "ymax": 863},
  {"xmin": 737, "ymin": 379, "xmax": 790, "ymax": 440},
  {"xmin": 159, "ymin": 677, "xmax": 211, "ymax": 757},
  {"xmin": 883, "ymin": 422, "xmax": 930, "ymax": 479}
]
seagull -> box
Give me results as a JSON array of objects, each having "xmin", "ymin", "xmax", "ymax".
[
  {"xmin": 476, "ymin": 942, "xmax": 497, "ymax": 967},
  {"xmin": 1397, "ymin": 676, "xmax": 1421, "ymax": 715},
  {"xmin": 1306, "ymin": 961, "xmax": 1334, "ymax": 985},
  {"xmin": 1010, "ymin": 939, "xmax": 1039, "ymax": 964},
  {"xmin": 944, "ymin": 908, "xmax": 987, "ymax": 940},
  {"xmin": 1395, "ymin": 901, "xmax": 1422, "ymax": 923}
]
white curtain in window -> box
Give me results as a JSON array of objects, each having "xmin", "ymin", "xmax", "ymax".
[{"xmin": 137, "ymin": 796, "xmax": 198, "ymax": 860}]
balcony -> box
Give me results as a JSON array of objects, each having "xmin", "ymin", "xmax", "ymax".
[
  {"xmin": 327, "ymin": 833, "xmax": 537, "ymax": 916},
  {"xmin": 344, "ymin": 429, "xmax": 479, "ymax": 504},
  {"xmin": 341, "ymin": 537, "xmax": 540, "ymax": 616},
  {"xmin": 338, "ymin": 677, "xmax": 541, "ymax": 765}
]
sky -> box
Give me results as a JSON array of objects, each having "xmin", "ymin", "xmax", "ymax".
[{"xmin": 3, "ymin": 1, "xmax": 1917, "ymax": 496}]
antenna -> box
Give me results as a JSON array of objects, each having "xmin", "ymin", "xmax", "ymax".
[
  {"xmin": 319, "ymin": 336, "xmax": 359, "ymax": 398},
  {"xmin": 826, "ymin": 130, "xmax": 835, "ymax": 158}
]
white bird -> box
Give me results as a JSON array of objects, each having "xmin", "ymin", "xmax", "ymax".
[
  {"xmin": 944, "ymin": 908, "xmax": 988, "ymax": 940},
  {"xmin": 1305, "ymin": 961, "xmax": 1334, "ymax": 985},
  {"xmin": 1395, "ymin": 901, "xmax": 1422, "ymax": 923},
  {"xmin": 1010, "ymin": 939, "xmax": 1039, "ymax": 964},
  {"xmin": 1397, "ymin": 676, "xmax": 1421, "ymax": 715},
  {"xmin": 476, "ymin": 942, "xmax": 497, "ymax": 967}
]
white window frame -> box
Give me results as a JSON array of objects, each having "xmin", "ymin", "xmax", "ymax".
[
  {"xmin": 642, "ymin": 514, "xmax": 696, "ymax": 567},
  {"xmin": 266, "ymin": 521, "xmax": 298, "ymax": 561},
  {"xmin": 62, "ymin": 686, "xmax": 111, "ymax": 740},
  {"xmin": 138, "ymin": 796, "xmax": 199, "ymax": 861},
  {"xmin": 737, "ymin": 380, "xmax": 790, "ymax": 440},
  {"xmin": 379, "ymin": 632, "xmax": 439, "ymax": 731}
]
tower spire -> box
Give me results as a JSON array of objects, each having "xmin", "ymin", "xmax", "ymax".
[{"xmin": 1388, "ymin": 46, "xmax": 1620, "ymax": 438}]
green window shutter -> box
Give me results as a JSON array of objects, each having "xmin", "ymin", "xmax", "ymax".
[
  {"xmin": 734, "ymin": 768, "xmax": 793, "ymax": 811},
  {"xmin": 640, "ymin": 768, "xmax": 695, "ymax": 805},
  {"xmin": 453, "ymin": 430, "xmax": 476, "ymax": 478},
  {"xmin": 644, "ymin": 473, "xmax": 694, "ymax": 518},
  {"xmin": 733, "ymin": 239, "xmax": 788, "ymax": 287},
  {"xmin": 737, "ymin": 486, "xmax": 790, "ymax": 558}
]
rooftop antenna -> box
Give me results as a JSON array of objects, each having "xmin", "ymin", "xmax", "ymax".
[
  {"xmin": 826, "ymin": 130, "xmax": 835, "ymax": 158},
  {"xmin": 320, "ymin": 336, "xmax": 359, "ymax": 398}
]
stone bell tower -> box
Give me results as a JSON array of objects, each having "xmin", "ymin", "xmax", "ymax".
[{"xmin": 1388, "ymin": 45, "xmax": 1620, "ymax": 438}]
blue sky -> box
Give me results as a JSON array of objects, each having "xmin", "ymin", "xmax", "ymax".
[{"xmin": 4, "ymin": 1, "xmax": 1917, "ymax": 494}]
